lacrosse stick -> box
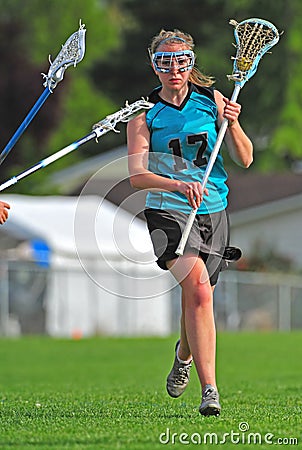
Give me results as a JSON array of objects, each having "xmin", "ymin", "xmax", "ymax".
[
  {"xmin": 176, "ymin": 17, "xmax": 280, "ymax": 256},
  {"xmin": 0, "ymin": 21, "xmax": 86, "ymax": 166},
  {"xmin": 0, "ymin": 99, "xmax": 154, "ymax": 192}
]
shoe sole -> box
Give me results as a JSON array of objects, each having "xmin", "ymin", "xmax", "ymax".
[
  {"xmin": 166, "ymin": 390, "xmax": 182, "ymax": 398},
  {"xmin": 166, "ymin": 386, "xmax": 185, "ymax": 398},
  {"xmin": 199, "ymin": 405, "xmax": 221, "ymax": 417}
]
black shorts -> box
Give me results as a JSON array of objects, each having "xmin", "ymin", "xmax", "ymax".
[{"xmin": 144, "ymin": 208, "xmax": 230, "ymax": 286}]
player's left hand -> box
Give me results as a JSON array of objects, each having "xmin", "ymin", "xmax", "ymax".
[{"xmin": 223, "ymin": 97, "xmax": 241, "ymax": 126}]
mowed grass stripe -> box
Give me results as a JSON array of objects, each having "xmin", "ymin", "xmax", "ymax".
[{"xmin": 0, "ymin": 333, "xmax": 301, "ymax": 449}]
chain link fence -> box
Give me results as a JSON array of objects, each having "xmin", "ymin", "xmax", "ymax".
[{"xmin": 1, "ymin": 260, "xmax": 301, "ymax": 336}]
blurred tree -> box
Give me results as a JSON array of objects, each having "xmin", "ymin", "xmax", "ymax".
[
  {"xmin": 0, "ymin": 0, "xmax": 298, "ymax": 196},
  {"xmin": 267, "ymin": 0, "xmax": 302, "ymax": 170},
  {"xmin": 91, "ymin": 0, "xmax": 290, "ymax": 171}
]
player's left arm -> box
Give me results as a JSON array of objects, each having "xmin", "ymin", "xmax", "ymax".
[{"xmin": 214, "ymin": 90, "xmax": 253, "ymax": 168}]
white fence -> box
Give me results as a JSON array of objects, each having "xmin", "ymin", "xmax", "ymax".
[
  {"xmin": 215, "ymin": 270, "xmax": 302, "ymax": 331},
  {"xmin": 0, "ymin": 260, "xmax": 302, "ymax": 336}
]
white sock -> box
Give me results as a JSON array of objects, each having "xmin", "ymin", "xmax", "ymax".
[{"xmin": 176, "ymin": 346, "xmax": 193, "ymax": 365}]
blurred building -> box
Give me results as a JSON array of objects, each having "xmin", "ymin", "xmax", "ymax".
[
  {"xmin": 0, "ymin": 194, "xmax": 175, "ymax": 337},
  {"xmin": 1, "ymin": 147, "xmax": 302, "ymax": 336}
]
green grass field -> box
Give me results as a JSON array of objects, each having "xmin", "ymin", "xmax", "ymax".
[{"xmin": 0, "ymin": 333, "xmax": 301, "ymax": 449}]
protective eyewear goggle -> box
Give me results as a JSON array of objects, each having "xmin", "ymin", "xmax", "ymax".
[{"xmin": 152, "ymin": 50, "xmax": 195, "ymax": 73}]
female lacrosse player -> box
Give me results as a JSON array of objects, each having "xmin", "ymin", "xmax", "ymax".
[
  {"xmin": 0, "ymin": 200, "xmax": 10, "ymax": 224},
  {"xmin": 127, "ymin": 29, "xmax": 253, "ymax": 416}
]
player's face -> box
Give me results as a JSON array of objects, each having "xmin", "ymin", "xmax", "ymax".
[{"xmin": 152, "ymin": 43, "xmax": 193, "ymax": 90}]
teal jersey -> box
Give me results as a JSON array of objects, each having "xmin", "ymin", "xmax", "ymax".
[{"xmin": 145, "ymin": 83, "xmax": 228, "ymax": 214}]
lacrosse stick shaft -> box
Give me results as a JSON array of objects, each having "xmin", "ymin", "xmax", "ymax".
[
  {"xmin": 0, "ymin": 129, "xmax": 102, "ymax": 192},
  {"xmin": 176, "ymin": 84, "xmax": 241, "ymax": 256},
  {"xmin": 0, "ymin": 99, "xmax": 154, "ymax": 192},
  {"xmin": 0, "ymin": 87, "xmax": 51, "ymax": 165}
]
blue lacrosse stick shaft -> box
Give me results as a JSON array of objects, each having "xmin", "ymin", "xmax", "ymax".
[
  {"xmin": 0, "ymin": 128, "xmax": 104, "ymax": 192},
  {"xmin": 0, "ymin": 87, "xmax": 51, "ymax": 165}
]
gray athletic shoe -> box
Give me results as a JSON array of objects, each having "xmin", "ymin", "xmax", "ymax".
[
  {"xmin": 199, "ymin": 384, "xmax": 221, "ymax": 416},
  {"xmin": 166, "ymin": 340, "xmax": 192, "ymax": 398}
]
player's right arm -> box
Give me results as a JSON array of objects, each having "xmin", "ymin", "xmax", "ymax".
[
  {"xmin": 214, "ymin": 90, "xmax": 253, "ymax": 168},
  {"xmin": 127, "ymin": 112, "xmax": 203, "ymax": 209}
]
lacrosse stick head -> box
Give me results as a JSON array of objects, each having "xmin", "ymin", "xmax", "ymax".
[
  {"xmin": 92, "ymin": 99, "xmax": 154, "ymax": 133},
  {"xmin": 42, "ymin": 21, "xmax": 86, "ymax": 91},
  {"xmin": 119, "ymin": 99, "xmax": 155, "ymax": 122},
  {"xmin": 227, "ymin": 18, "xmax": 280, "ymax": 87}
]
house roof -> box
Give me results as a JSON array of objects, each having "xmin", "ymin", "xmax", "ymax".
[
  {"xmin": 227, "ymin": 171, "xmax": 302, "ymax": 212},
  {"xmin": 230, "ymin": 192, "xmax": 302, "ymax": 227},
  {"xmin": 50, "ymin": 145, "xmax": 129, "ymax": 194}
]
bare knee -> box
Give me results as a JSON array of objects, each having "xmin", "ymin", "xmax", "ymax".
[
  {"xmin": 184, "ymin": 281, "xmax": 213, "ymax": 309},
  {"xmin": 169, "ymin": 254, "xmax": 214, "ymax": 309}
]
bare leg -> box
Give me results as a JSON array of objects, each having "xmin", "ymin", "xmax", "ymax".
[
  {"xmin": 167, "ymin": 254, "xmax": 217, "ymax": 389},
  {"xmin": 178, "ymin": 291, "xmax": 192, "ymax": 361}
]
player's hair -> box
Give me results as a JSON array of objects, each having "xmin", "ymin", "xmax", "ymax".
[{"xmin": 149, "ymin": 29, "xmax": 215, "ymax": 87}]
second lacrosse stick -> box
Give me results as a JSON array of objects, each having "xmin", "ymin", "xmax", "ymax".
[
  {"xmin": 0, "ymin": 22, "xmax": 86, "ymax": 166},
  {"xmin": 0, "ymin": 100, "xmax": 154, "ymax": 192}
]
